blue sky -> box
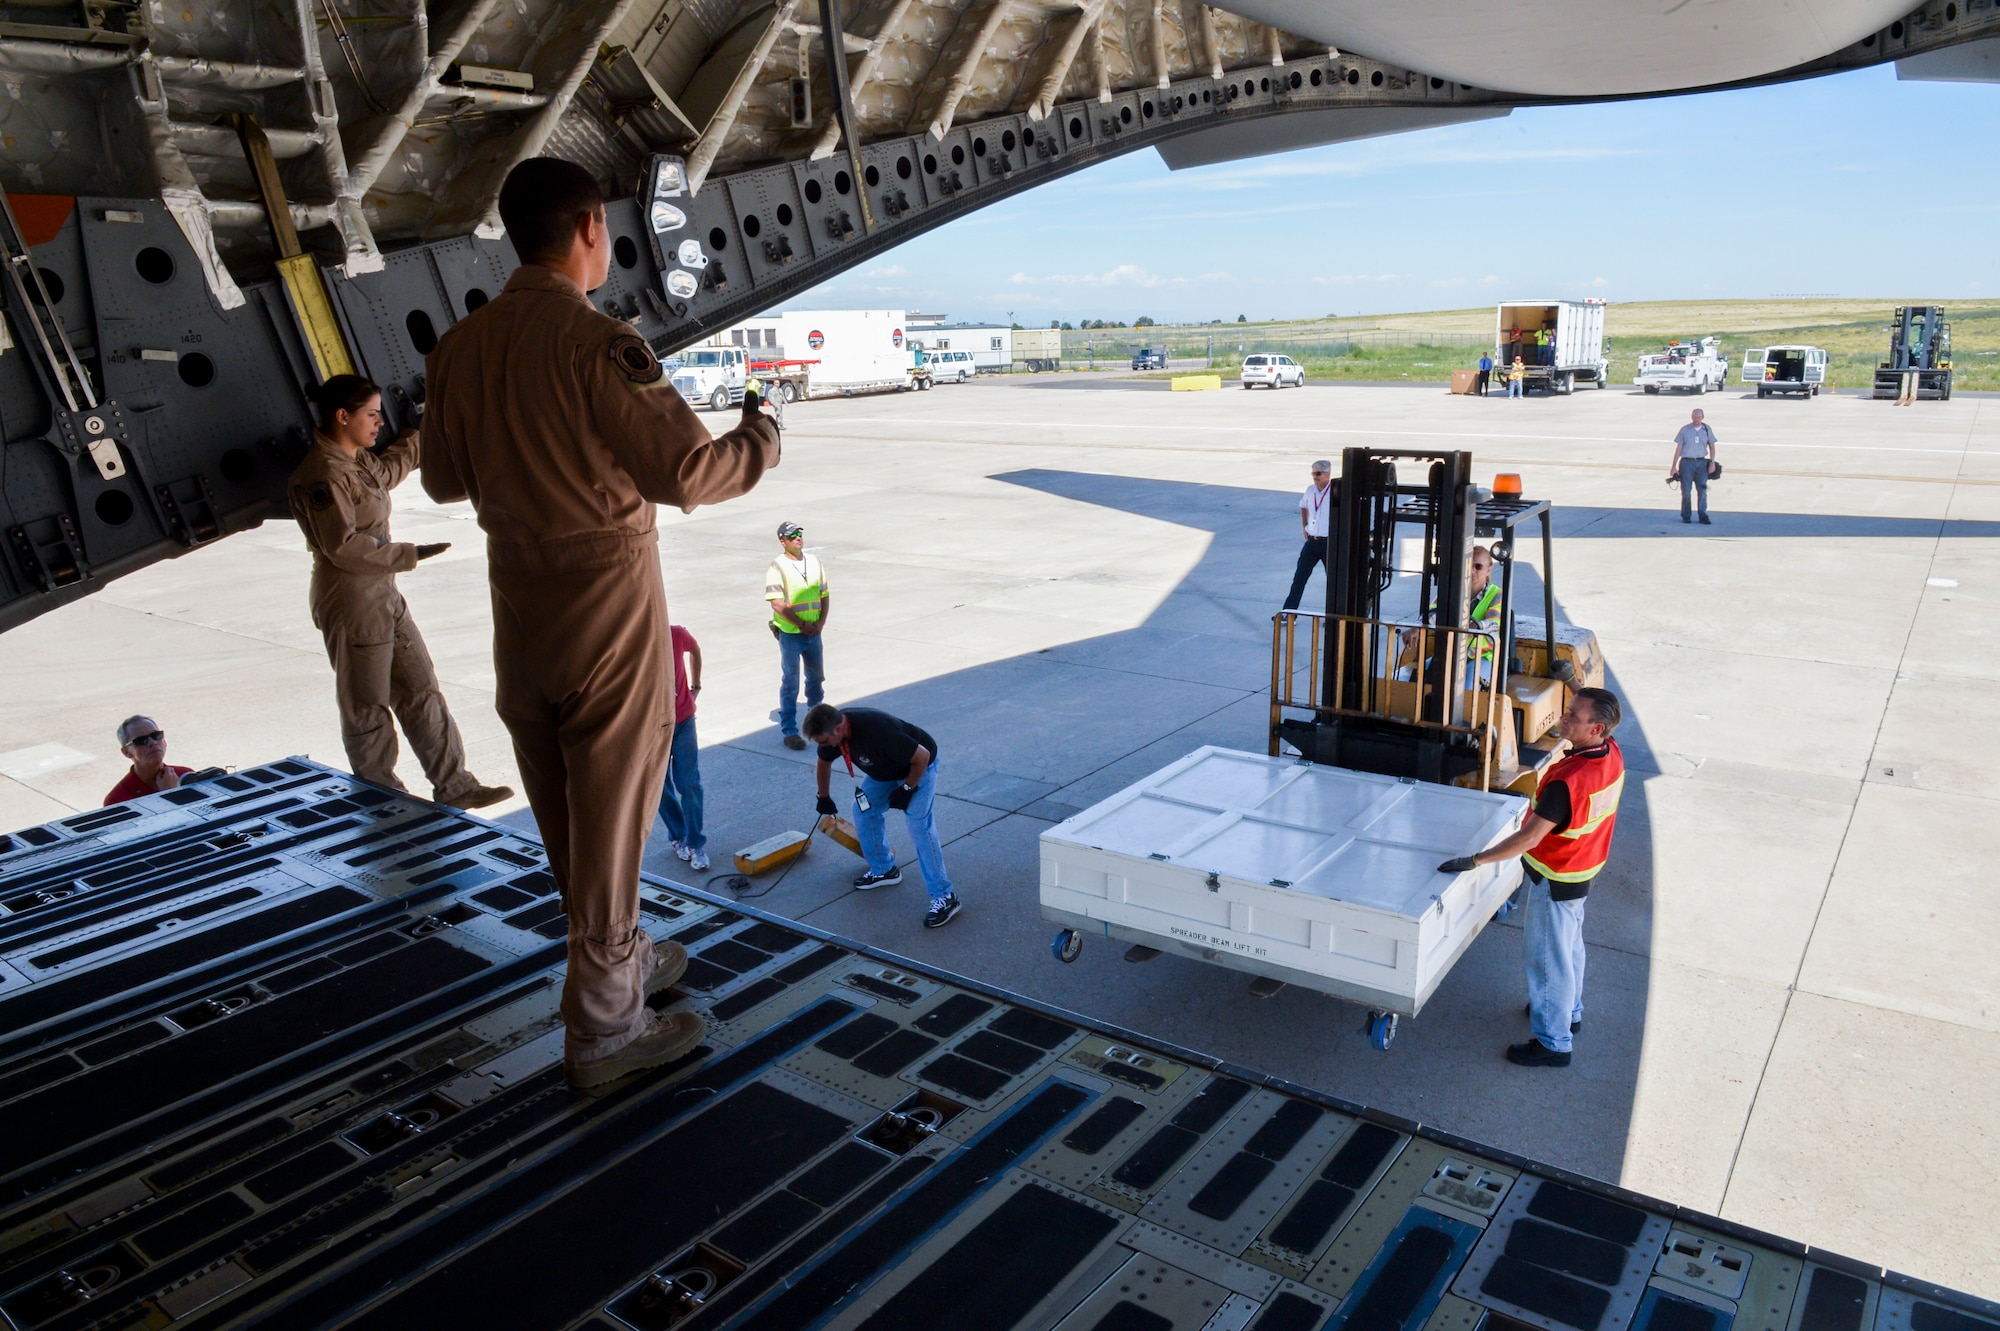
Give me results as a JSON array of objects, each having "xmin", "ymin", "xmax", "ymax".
[{"xmin": 792, "ymin": 65, "xmax": 1999, "ymax": 325}]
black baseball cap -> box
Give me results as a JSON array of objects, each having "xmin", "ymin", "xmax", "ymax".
[{"xmin": 777, "ymin": 521, "xmax": 804, "ymax": 540}]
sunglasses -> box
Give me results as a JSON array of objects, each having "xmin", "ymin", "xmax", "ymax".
[{"xmin": 128, "ymin": 730, "xmax": 165, "ymax": 747}]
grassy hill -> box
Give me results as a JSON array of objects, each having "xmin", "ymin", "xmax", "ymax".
[{"xmin": 1057, "ymin": 300, "xmax": 2000, "ymax": 390}]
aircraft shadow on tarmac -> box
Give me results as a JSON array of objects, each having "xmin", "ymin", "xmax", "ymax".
[
  {"xmin": 599, "ymin": 467, "xmax": 1662, "ymax": 1186},
  {"xmin": 1555, "ymin": 506, "xmax": 2000, "ymax": 540},
  {"xmin": 537, "ymin": 470, "xmax": 1994, "ymax": 1184}
]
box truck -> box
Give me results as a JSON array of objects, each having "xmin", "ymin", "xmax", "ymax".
[{"xmin": 1494, "ymin": 299, "xmax": 1610, "ymax": 395}]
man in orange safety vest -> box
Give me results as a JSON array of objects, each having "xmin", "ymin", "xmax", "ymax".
[{"xmin": 1438, "ymin": 687, "xmax": 1625, "ymax": 1068}]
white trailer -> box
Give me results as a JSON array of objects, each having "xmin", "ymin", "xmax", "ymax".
[
  {"xmin": 769, "ymin": 310, "xmax": 914, "ymax": 397},
  {"xmin": 673, "ymin": 310, "xmax": 917, "ymax": 407},
  {"xmin": 1012, "ymin": 327, "xmax": 1062, "ymax": 372},
  {"xmin": 1040, "ymin": 747, "xmax": 1527, "ymax": 1048},
  {"xmin": 1494, "ymin": 299, "xmax": 1610, "ymax": 395},
  {"xmin": 1635, "ymin": 337, "xmax": 1728, "ymax": 394},
  {"xmin": 915, "ymin": 323, "xmax": 1012, "ymax": 373}
]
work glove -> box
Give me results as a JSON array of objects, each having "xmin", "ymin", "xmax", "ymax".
[
  {"xmin": 415, "ymin": 542, "xmax": 451, "ymax": 560},
  {"xmin": 744, "ymin": 384, "xmax": 782, "ymax": 432},
  {"xmin": 1437, "ymin": 856, "xmax": 1479, "ymax": 874},
  {"xmin": 887, "ymin": 785, "xmax": 914, "ymax": 811},
  {"xmin": 816, "ymin": 794, "xmax": 838, "ymax": 817}
]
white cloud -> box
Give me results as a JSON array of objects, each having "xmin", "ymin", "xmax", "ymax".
[{"xmin": 1007, "ymin": 264, "xmax": 1226, "ymax": 289}]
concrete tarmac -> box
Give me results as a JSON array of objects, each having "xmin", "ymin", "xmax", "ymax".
[{"xmin": 2, "ymin": 375, "xmax": 1995, "ymax": 1297}]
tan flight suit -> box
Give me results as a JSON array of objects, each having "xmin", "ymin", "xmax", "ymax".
[
  {"xmin": 422, "ymin": 265, "xmax": 779, "ymax": 1064},
  {"xmin": 288, "ymin": 431, "xmax": 478, "ymax": 801}
]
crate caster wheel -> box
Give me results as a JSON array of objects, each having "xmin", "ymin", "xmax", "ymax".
[
  {"xmin": 1052, "ymin": 929, "xmax": 1083, "ymax": 964},
  {"xmin": 1368, "ymin": 1011, "xmax": 1399, "ymax": 1050}
]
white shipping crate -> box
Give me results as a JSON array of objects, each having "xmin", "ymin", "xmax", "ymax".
[
  {"xmin": 1039, "ymin": 748, "xmax": 1528, "ymax": 1015},
  {"xmin": 772, "ymin": 310, "xmax": 909, "ymax": 388}
]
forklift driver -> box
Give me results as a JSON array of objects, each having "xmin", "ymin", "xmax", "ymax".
[{"xmin": 1398, "ymin": 545, "xmax": 1502, "ymax": 685}]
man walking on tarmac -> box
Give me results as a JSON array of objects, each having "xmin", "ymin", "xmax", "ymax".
[
  {"xmin": 422, "ymin": 157, "xmax": 781, "ymax": 1091},
  {"xmin": 804, "ymin": 702, "xmax": 961, "ymax": 929},
  {"xmin": 767, "ymin": 522, "xmax": 829, "ymax": 750},
  {"xmin": 1667, "ymin": 408, "xmax": 1718, "ymax": 525},
  {"xmin": 1438, "ymin": 687, "xmax": 1624, "ymax": 1068},
  {"xmin": 1282, "ymin": 460, "xmax": 1335, "ymax": 612}
]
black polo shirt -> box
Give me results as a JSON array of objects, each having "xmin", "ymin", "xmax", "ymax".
[{"xmin": 818, "ymin": 708, "xmax": 938, "ymax": 785}]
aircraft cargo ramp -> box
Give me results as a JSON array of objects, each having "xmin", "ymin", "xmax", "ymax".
[{"xmin": 2, "ymin": 761, "xmax": 1996, "ymax": 1331}]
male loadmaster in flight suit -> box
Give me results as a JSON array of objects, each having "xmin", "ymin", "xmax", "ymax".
[
  {"xmin": 421, "ymin": 157, "xmax": 782, "ymax": 1090},
  {"xmin": 288, "ymin": 374, "xmax": 511, "ymax": 810}
]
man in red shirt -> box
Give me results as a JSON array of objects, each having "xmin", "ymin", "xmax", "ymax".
[
  {"xmin": 657, "ymin": 624, "xmax": 708, "ymax": 871},
  {"xmin": 103, "ymin": 716, "xmax": 193, "ymax": 805},
  {"xmin": 1439, "ymin": 687, "xmax": 1625, "ymax": 1068}
]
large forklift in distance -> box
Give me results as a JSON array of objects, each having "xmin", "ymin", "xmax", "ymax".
[
  {"xmin": 1872, "ymin": 305, "xmax": 1953, "ymax": 400},
  {"xmin": 1269, "ymin": 448, "xmax": 1602, "ymax": 798}
]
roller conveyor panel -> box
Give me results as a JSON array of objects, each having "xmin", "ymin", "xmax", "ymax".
[{"xmin": 0, "ymin": 760, "xmax": 1994, "ymax": 1331}]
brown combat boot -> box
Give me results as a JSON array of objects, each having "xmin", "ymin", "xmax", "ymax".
[
  {"xmin": 644, "ymin": 939, "xmax": 688, "ymax": 997},
  {"xmin": 565, "ymin": 1011, "xmax": 707, "ymax": 1090},
  {"xmin": 444, "ymin": 783, "xmax": 514, "ymax": 810}
]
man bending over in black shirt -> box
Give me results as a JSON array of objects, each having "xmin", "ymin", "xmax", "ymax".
[{"xmin": 805, "ymin": 703, "xmax": 962, "ymax": 929}]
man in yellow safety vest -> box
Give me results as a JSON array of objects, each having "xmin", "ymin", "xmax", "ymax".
[
  {"xmin": 766, "ymin": 520, "xmax": 830, "ymax": 749},
  {"xmin": 1400, "ymin": 545, "xmax": 1501, "ymax": 684}
]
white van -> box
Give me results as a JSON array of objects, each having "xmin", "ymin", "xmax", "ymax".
[
  {"xmin": 927, "ymin": 349, "xmax": 977, "ymax": 382},
  {"xmin": 1742, "ymin": 345, "xmax": 1828, "ymax": 398}
]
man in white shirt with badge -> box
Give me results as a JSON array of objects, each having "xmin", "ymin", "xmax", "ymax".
[
  {"xmin": 767, "ymin": 521, "xmax": 830, "ymax": 750},
  {"xmin": 1283, "ymin": 459, "xmax": 1335, "ymax": 612}
]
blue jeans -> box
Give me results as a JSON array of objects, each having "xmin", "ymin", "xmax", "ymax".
[
  {"xmin": 853, "ymin": 761, "xmax": 953, "ymax": 905},
  {"xmin": 1677, "ymin": 457, "xmax": 1709, "ymax": 518},
  {"xmin": 777, "ymin": 631, "xmax": 824, "ymax": 736},
  {"xmin": 1523, "ymin": 872, "xmax": 1586, "ymax": 1054},
  {"xmin": 656, "ymin": 715, "xmax": 705, "ymax": 852},
  {"xmin": 1507, "ymin": 378, "xmax": 1522, "ymax": 398}
]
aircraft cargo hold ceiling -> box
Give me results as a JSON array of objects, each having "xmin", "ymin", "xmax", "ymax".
[{"xmin": 0, "ymin": 0, "xmax": 1990, "ymax": 631}]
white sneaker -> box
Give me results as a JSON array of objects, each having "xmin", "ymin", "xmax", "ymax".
[
  {"xmin": 689, "ymin": 850, "xmax": 709, "ymax": 871},
  {"xmin": 672, "ymin": 840, "xmax": 691, "ymax": 861}
]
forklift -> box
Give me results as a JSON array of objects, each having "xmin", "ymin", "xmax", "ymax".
[
  {"xmin": 1269, "ymin": 447, "xmax": 1602, "ymax": 798},
  {"xmin": 1872, "ymin": 305, "xmax": 1953, "ymax": 401}
]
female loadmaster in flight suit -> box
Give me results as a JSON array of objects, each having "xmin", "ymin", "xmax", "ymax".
[{"xmin": 287, "ymin": 375, "xmax": 511, "ymax": 809}]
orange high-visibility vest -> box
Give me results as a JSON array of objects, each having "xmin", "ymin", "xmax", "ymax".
[{"xmin": 1523, "ymin": 738, "xmax": 1624, "ymax": 884}]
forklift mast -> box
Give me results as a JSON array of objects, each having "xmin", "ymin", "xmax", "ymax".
[
  {"xmin": 1278, "ymin": 448, "xmax": 1565, "ymax": 785},
  {"xmin": 1886, "ymin": 305, "xmax": 1951, "ymax": 371},
  {"xmin": 1873, "ymin": 306, "xmax": 1954, "ymax": 400}
]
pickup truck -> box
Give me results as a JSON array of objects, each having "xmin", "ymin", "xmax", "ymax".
[
  {"xmin": 1635, "ymin": 337, "xmax": 1727, "ymax": 394},
  {"xmin": 1131, "ymin": 347, "xmax": 1168, "ymax": 370}
]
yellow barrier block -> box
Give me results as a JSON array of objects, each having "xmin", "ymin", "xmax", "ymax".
[
  {"xmin": 1170, "ymin": 375, "xmax": 1222, "ymax": 392},
  {"xmin": 733, "ymin": 829, "xmax": 810, "ymax": 875},
  {"xmin": 819, "ymin": 815, "xmax": 865, "ymax": 857}
]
